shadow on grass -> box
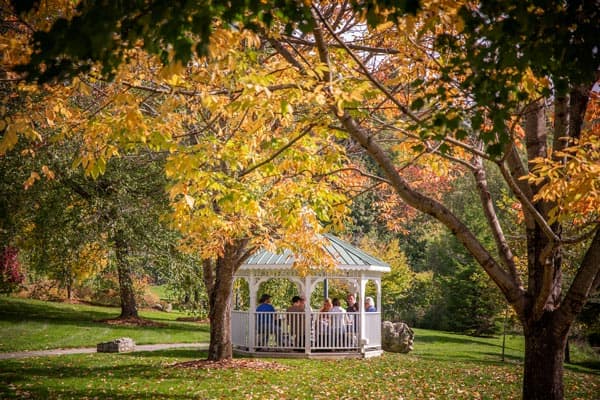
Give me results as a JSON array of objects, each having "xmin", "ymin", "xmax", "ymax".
[
  {"xmin": 0, "ymin": 359, "xmax": 205, "ymax": 400},
  {"xmin": 566, "ymin": 360, "xmax": 600, "ymax": 375},
  {"xmin": 125, "ymin": 349, "xmax": 209, "ymax": 359},
  {"xmin": 0, "ymin": 298, "xmax": 208, "ymax": 335}
]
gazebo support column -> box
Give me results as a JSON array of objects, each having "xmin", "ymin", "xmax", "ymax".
[
  {"xmin": 304, "ymin": 275, "xmax": 312, "ymax": 354},
  {"xmin": 359, "ymin": 274, "xmax": 367, "ymax": 353},
  {"xmin": 248, "ymin": 275, "xmax": 257, "ymax": 351}
]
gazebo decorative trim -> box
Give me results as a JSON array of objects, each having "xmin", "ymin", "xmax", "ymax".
[{"xmin": 232, "ymin": 234, "xmax": 391, "ymax": 359}]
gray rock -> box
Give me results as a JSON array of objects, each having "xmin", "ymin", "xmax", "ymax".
[
  {"xmin": 97, "ymin": 337, "xmax": 136, "ymax": 353},
  {"xmin": 382, "ymin": 321, "xmax": 414, "ymax": 353}
]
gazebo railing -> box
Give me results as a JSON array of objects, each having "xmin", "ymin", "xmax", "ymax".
[
  {"xmin": 363, "ymin": 311, "xmax": 382, "ymax": 348},
  {"xmin": 232, "ymin": 311, "xmax": 381, "ymax": 353}
]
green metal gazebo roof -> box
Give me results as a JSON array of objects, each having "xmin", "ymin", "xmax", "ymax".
[{"xmin": 241, "ymin": 234, "xmax": 390, "ymax": 272}]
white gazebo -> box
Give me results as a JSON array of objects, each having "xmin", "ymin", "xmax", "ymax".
[{"xmin": 232, "ymin": 234, "xmax": 390, "ymax": 358}]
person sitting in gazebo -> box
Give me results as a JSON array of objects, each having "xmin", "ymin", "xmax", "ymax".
[
  {"xmin": 331, "ymin": 298, "xmax": 349, "ymax": 346},
  {"xmin": 364, "ymin": 296, "xmax": 377, "ymax": 312},
  {"xmin": 256, "ymin": 294, "xmax": 276, "ymax": 348},
  {"xmin": 316, "ymin": 298, "xmax": 333, "ymax": 347},
  {"xmin": 286, "ymin": 295, "xmax": 306, "ymax": 350}
]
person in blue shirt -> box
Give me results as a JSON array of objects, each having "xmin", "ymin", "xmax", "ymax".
[
  {"xmin": 364, "ymin": 296, "xmax": 377, "ymax": 312},
  {"xmin": 256, "ymin": 294, "xmax": 276, "ymax": 348}
]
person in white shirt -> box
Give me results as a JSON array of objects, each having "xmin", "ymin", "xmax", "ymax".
[{"xmin": 330, "ymin": 298, "xmax": 349, "ymax": 345}]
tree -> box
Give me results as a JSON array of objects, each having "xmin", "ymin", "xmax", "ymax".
[
  {"xmin": 4, "ymin": 6, "xmax": 353, "ymax": 359},
  {"xmin": 9, "ymin": 1, "xmax": 600, "ymax": 396},
  {"xmin": 255, "ymin": 3, "xmax": 599, "ymax": 399}
]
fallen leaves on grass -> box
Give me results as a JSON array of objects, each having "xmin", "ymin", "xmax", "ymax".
[
  {"xmin": 96, "ymin": 317, "xmax": 166, "ymax": 327},
  {"xmin": 169, "ymin": 359, "xmax": 289, "ymax": 371}
]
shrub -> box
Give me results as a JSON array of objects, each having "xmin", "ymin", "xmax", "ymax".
[{"xmin": 0, "ymin": 246, "xmax": 25, "ymax": 294}]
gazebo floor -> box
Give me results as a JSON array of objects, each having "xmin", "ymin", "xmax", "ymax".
[{"xmin": 233, "ymin": 348, "xmax": 383, "ymax": 360}]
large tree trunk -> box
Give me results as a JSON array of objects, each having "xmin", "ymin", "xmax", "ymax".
[
  {"xmin": 203, "ymin": 239, "xmax": 252, "ymax": 361},
  {"xmin": 522, "ymin": 315, "xmax": 568, "ymax": 400},
  {"xmin": 205, "ymin": 260, "xmax": 235, "ymax": 361},
  {"xmin": 115, "ymin": 231, "xmax": 138, "ymax": 319}
]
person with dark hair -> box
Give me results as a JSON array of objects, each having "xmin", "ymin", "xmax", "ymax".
[
  {"xmin": 286, "ymin": 295, "xmax": 306, "ymax": 350},
  {"xmin": 346, "ymin": 293, "xmax": 359, "ymax": 341},
  {"xmin": 256, "ymin": 294, "xmax": 276, "ymax": 348},
  {"xmin": 346, "ymin": 294, "xmax": 359, "ymax": 312}
]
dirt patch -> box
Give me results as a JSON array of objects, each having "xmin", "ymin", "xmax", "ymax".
[
  {"xmin": 96, "ymin": 317, "xmax": 166, "ymax": 327},
  {"xmin": 170, "ymin": 359, "xmax": 289, "ymax": 371}
]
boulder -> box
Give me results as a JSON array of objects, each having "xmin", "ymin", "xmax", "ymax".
[
  {"xmin": 97, "ymin": 337, "xmax": 136, "ymax": 353},
  {"xmin": 382, "ymin": 321, "xmax": 414, "ymax": 353}
]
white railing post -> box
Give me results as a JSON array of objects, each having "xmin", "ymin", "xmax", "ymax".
[
  {"xmin": 359, "ymin": 275, "xmax": 367, "ymax": 352},
  {"xmin": 248, "ymin": 276, "xmax": 256, "ymax": 351},
  {"xmin": 304, "ymin": 276, "xmax": 311, "ymax": 354}
]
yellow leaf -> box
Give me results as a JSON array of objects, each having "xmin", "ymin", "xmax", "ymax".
[{"xmin": 184, "ymin": 194, "xmax": 195, "ymax": 209}]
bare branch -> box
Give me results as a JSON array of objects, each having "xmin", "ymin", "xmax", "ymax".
[
  {"xmin": 317, "ymin": 167, "xmax": 390, "ymax": 184},
  {"xmin": 557, "ymin": 228, "xmax": 600, "ymax": 326},
  {"xmin": 472, "ymin": 156, "xmax": 522, "ymax": 284},
  {"xmin": 312, "ymin": 6, "xmax": 421, "ymax": 124},
  {"xmin": 238, "ymin": 124, "xmax": 316, "ymax": 178},
  {"xmin": 282, "ymin": 35, "xmax": 402, "ymax": 55}
]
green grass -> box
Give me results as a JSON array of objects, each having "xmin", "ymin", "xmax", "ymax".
[
  {"xmin": 0, "ymin": 346, "xmax": 598, "ymax": 399},
  {"xmin": 0, "ymin": 297, "xmax": 209, "ymax": 351},
  {"xmin": 148, "ymin": 285, "xmax": 175, "ymax": 302},
  {"xmin": 0, "ymin": 297, "xmax": 598, "ymax": 399}
]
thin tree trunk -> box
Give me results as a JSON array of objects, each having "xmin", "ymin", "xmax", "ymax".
[{"xmin": 115, "ymin": 232, "xmax": 138, "ymax": 319}]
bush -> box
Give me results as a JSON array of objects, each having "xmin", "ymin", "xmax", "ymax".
[{"xmin": 0, "ymin": 246, "xmax": 25, "ymax": 294}]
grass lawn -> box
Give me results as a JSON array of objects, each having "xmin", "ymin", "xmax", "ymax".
[
  {"xmin": 148, "ymin": 285, "xmax": 177, "ymax": 303},
  {"xmin": 0, "ymin": 297, "xmax": 598, "ymax": 399},
  {"xmin": 0, "ymin": 297, "xmax": 210, "ymax": 352}
]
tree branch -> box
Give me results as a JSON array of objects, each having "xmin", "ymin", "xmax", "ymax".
[
  {"xmin": 337, "ymin": 109, "xmax": 526, "ymax": 313},
  {"xmin": 311, "ymin": 5, "xmax": 421, "ymax": 124},
  {"xmin": 238, "ymin": 124, "xmax": 316, "ymax": 178},
  {"xmin": 282, "ymin": 35, "xmax": 402, "ymax": 55},
  {"xmin": 557, "ymin": 227, "xmax": 600, "ymax": 326},
  {"xmin": 473, "ymin": 155, "xmax": 522, "ymax": 284}
]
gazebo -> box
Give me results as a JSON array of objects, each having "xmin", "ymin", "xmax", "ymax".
[{"xmin": 232, "ymin": 234, "xmax": 390, "ymax": 358}]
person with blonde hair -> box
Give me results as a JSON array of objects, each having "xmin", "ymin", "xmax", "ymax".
[
  {"xmin": 320, "ymin": 297, "xmax": 333, "ymax": 313},
  {"xmin": 364, "ymin": 296, "xmax": 376, "ymax": 312},
  {"xmin": 316, "ymin": 298, "xmax": 332, "ymax": 347}
]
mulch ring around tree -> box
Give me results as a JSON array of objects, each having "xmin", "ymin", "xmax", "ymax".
[
  {"xmin": 96, "ymin": 317, "xmax": 166, "ymax": 327},
  {"xmin": 170, "ymin": 359, "xmax": 289, "ymax": 371}
]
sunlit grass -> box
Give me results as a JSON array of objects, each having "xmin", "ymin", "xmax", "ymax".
[{"xmin": 0, "ymin": 297, "xmax": 209, "ymax": 352}]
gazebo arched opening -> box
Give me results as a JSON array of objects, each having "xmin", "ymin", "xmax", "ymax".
[{"xmin": 231, "ymin": 234, "xmax": 390, "ymax": 359}]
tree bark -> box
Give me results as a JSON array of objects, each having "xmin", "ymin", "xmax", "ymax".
[
  {"xmin": 205, "ymin": 259, "xmax": 235, "ymax": 361},
  {"xmin": 203, "ymin": 239, "xmax": 253, "ymax": 361},
  {"xmin": 115, "ymin": 231, "xmax": 138, "ymax": 319},
  {"xmin": 522, "ymin": 315, "xmax": 568, "ymax": 400}
]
